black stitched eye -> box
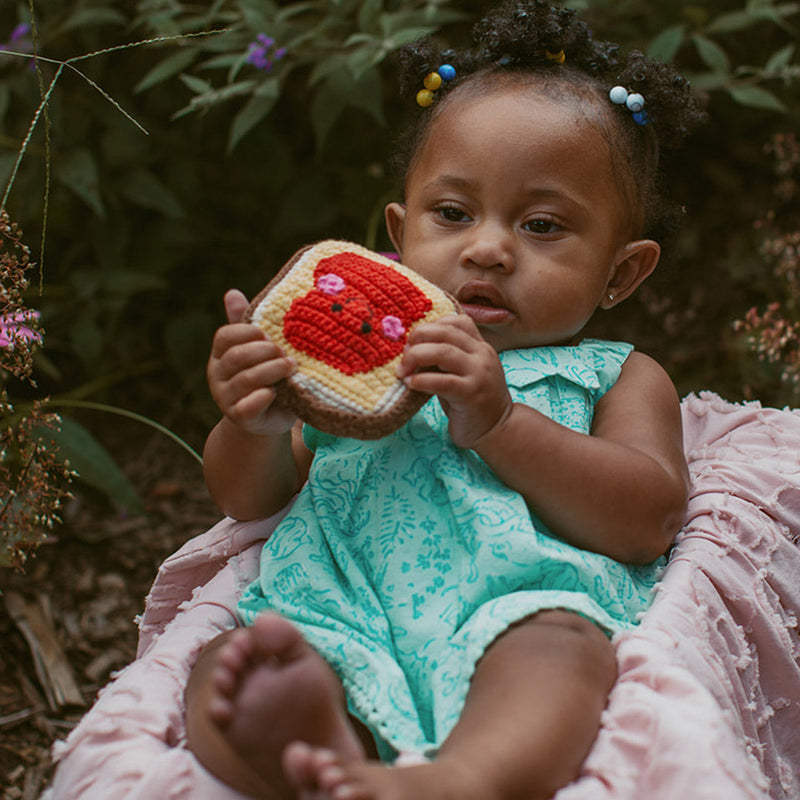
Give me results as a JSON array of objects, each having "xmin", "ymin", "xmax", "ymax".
[
  {"xmin": 361, "ymin": 321, "xmax": 372, "ymax": 334},
  {"xmin": 331, "ymin": 303, "xmax": 343, "ymax": 312}
]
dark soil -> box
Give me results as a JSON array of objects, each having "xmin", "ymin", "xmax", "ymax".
[{"xmin": 0, "ymin": 422, "xmax": 222, "ymax": 800}]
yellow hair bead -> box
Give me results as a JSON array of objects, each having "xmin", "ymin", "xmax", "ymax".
[
  {"xmin": 416, "ymin": 89, "xmax": 435, "ymax": 107},
  {"xmin": 546, "ymin": 49, "xmax": 566, "ymax": 64},
  {"xmin": 423, "ymin": 71, "xmax": 443, "ymax": 91}
]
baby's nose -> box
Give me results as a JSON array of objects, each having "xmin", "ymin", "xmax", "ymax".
[{"xmin": 461, "ymin": 222, "xmax": 514, "ymax": 272}]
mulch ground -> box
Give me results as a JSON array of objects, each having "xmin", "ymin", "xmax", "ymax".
[{"xmin": 0, "ymin": 424, "xmax": 222, "ymax": 799}]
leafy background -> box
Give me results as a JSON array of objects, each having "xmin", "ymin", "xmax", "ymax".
[{"xmin": 1, "ymin": 0, "xmax": 799, "ymax": 537}]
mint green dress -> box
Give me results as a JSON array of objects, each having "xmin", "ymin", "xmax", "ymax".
[{"xmin": 238, "ymin": 339, "xmax": 664, "ymax": 760}]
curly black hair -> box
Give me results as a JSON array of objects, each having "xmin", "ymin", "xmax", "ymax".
[{"xmin": 394, "ymin": 0, "xmax": 707, "ymax": 249}]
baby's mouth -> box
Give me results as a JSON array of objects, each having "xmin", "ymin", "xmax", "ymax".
[{"xmin": 456, "ymin": 282, "xmax": 514, "ymax": 325}]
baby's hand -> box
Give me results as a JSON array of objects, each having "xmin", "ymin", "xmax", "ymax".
[
  {"xmin": 397, "ymin": 315, "xmax": 513, "ymax": 449},
  {"xmin": 207, "ymin": 289, "xmax": 297, "ymax": 436}
]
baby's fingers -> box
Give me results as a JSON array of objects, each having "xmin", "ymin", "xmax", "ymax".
[
  {"xmin": 405, "ymin": 315, "xmax": 482, "ymax": 347},
  {"xmin": 397, "ymin": 341, "xmax": 470, "ymax": 380},
  {"xmin": 225, "ymin": 386, "xmax": 280, "ymax": 428},
  {"xmin": 213, "ymin": 354, "xmax": 296, "ymax": 409},
  {"xmin": 223, "ymin": 289, "xmax": 249, "ymax": 324},
  {"xmin": 212, "ymin": 337, "xmax": 287, "ymax": 383},
  {"xmin": 210, "ymin": 323, "xmax": 268, "ymax": 360}
]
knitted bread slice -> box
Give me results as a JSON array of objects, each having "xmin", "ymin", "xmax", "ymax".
[{"xmin": 245, "ymin": 240, "xmax": 460, "ymax": 439}]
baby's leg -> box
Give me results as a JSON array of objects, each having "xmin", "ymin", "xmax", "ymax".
[
  {"xmin": 184, "ymin": 613, "xmax": 368, "ymax": 799},
  {"xmin": 295, "ymin": 609, "xmax": 616, "ymax": 800}
]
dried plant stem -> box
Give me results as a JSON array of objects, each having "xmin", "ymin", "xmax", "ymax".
[{"xmin": 0, "ymin": 26, "xmax": 231, "ymax": 252}]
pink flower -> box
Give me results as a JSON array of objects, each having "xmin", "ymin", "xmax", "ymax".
[
  {"xmin": 381, "ymin": 315, "xmax": 405, "ymax": 341},
  {"xmin": 0, "ymin": 310, "xmax": 42, "ymax": 348},
  {"xmin": 317, "ymin": 273, "xmax": 346, "ymax": 295}
]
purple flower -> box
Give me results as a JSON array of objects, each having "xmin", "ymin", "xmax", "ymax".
[
  {"xmin": 0, "ymin": 22, "xmax": 32, "ymax": 53},
  {"xmin": 0, "ymin": 310, "xmax": 42, "ymax": 348},
  {"xmin": 11, "ymin": 23, "xmax": 30, "ymax": 42},
  {"xmin": 245, "ymin": 33, "xmax": 287, "ymax": 72}
]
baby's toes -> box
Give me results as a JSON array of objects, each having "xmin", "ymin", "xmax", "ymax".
[
  {"xmin": 318, "ymin": 761, "xmax": 369, "ymax": 800},
  {"xmin": 283, "ymin": 741, "xmax": 319, "ymax": 789}
]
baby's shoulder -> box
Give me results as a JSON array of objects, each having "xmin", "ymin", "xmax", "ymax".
[{"xmin": 600, "ymin": 350, "xmax": 681, "ymax": 416}]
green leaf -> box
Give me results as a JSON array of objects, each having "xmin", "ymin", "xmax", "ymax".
[
  {"xmin": 346, "ymin": 46, "xmax": 386, "ymax": 79},
  {"xmin": 379, "ymin": 10, "xmax": 438, "ymax": 37},
  {"xmin": 237, "ymin": 0, "xmax": 277, "ymax": 32},
  {"xmin": 647, "ymin": 25, "xmax": 685, "ymax": 63},
  {"xmin": 310, "ymin": 82, "xmax": 343, "ymax": 150},
  {"xmin": 228, "ymin": 80, "xmax": 280, "ymax": 152},
  {"xmin": 345, "ymin": 32, "xmax": 377, "ymax": 47},
  {"xmin": 358, "ymin": 0, "xmax": 383, "ymax": 31},
  {"xmin": 765, "ymin": 43, "xmax": 796, "ymax": 72},
  {"xmin": 705, "ymin": 10, "xmax": 758, "ymax": 34},
  {"xmin": 728, "ymin": 84, "xmax": 787, "ymax": 111},
  {"xmin": 58, "ymin": 8, "xmax": 127, "ymax": 32},
  {"xmin": 179, "ymin": 73, "xmax": 214, "ymax": 94},
  {"xmin": 199, "ymin": 52, "xmax": 247, "ymax": 72},
  {"xmin": 117, "ymin": 169, "xmax": 186, "ymax": 218},
  {"xmin": 309, "ymin": 53, "xmax": 348, "ymax": 86},
  {"xmin": 385, "ymin": 26, "xmax": 439, "ymax": 48},
  {"xmin": 310, "ymin": 67, "xmax": 384, "ymax": 150},
  {"xmin": 692, "ymin": 34, "xmax": 731, "ymax": 74},
  {"xmin": 276, "ymin": 2, "xmax": 317, "ymax": 22},
  {"xmin": 713, "ymin": 5, "xmax": 800, "ymax": 33},
  {"xmin": 56, "ymin": 149, "xmax": 105, "ymax": 217},
  {"xmin": 686, "ymin": 71, "xmax": 728, "ymax": 91},
  {"xmin": 135, "ymin": 49, "xmax": 200, "ymax": 93},
  {"xmin": 45, "ymin": 417, "xmax": 144, "ymax": 515},
  {"xmin": 173, "ymin": 79, "xmax": 256, "ymax": 119}
]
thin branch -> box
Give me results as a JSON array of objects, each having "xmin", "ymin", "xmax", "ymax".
[{"xmin": 0, "ymin": 27, "xmax": 232, "ymax": 211}]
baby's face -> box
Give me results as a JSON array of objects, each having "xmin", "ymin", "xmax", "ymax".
[{"xmin": 386, "ymin": 88, "xmax": 637, "ymax": 351}]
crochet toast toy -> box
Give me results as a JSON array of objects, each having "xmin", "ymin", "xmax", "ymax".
[{"xmin": 245, "ymin": 240, "xmax": 460, "ymax": 439}]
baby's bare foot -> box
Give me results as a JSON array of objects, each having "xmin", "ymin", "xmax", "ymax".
[
  {"xmin": 284, "ymin": 745, "xmax": 497, "ymax": 800},
  {"xmin": 208, "ymin": 613, "xmax": 365, "ymax": 796}
]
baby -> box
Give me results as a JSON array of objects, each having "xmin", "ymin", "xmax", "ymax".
[{"xmin": 184, "ymin": 2, "xmax": 704, "ymax": 798}]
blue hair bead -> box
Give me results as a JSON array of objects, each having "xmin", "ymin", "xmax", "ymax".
[
  {"xmin": 609, "ymin": 85, "xmax": 648, "ymax": 125},
  {"xmin": 438, "ymin": 64, "xmax": 456, "ymax": 82}
]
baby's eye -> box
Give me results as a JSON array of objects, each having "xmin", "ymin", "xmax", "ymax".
[
  {"xmin": 436, "ymin": 206, "xmax": 468, "ymax": 223},
  {"xmin": 523, "ymin": 218, "xmax": 560, "ymax": 235}
]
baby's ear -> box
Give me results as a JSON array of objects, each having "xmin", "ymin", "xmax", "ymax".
[
  {"xmin": 384, "ymin": 202, "xmax": 407, "ymax": 257},
  {"xmin": 601, "ymin": 239, "xmax": 661, "ymax": 309}
]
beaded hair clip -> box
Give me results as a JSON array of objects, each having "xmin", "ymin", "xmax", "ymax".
[
  {"xmin": 416, "ymin": 64, "xmax": 456, "ymax": 107},
  {"xmin": 415, "ymin": 48, "xmax": 566, "ymax": 107},
  {"xmin": 609, "ymin": 85, "xmax": 648, "ymax": 126}
]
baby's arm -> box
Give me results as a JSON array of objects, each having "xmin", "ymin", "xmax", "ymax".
[
  {"xmin": 475, "ymin": 352, "xmax": 688, "ymax": 564},
  {"xmin": 203, "ymin": 290, "xmax": 312, "ymax": 521},
  {"xmin": 400, "ymin": 317, "xmax": 688, "ymax": 564}
]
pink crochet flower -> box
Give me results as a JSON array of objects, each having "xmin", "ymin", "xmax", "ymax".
[{"xmin": 381, "ymin": 315, "xmax": 405, "ymax": 341}]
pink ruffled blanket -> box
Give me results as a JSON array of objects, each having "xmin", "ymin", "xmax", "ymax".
[{"xmin": 45, "ymin": 393, "xmax": 800, "ymax": 799}]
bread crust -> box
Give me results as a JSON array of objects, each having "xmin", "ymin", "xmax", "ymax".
[{"xmin": 244, "ymin": 240, "xmax": 460, "ymax": 439}]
